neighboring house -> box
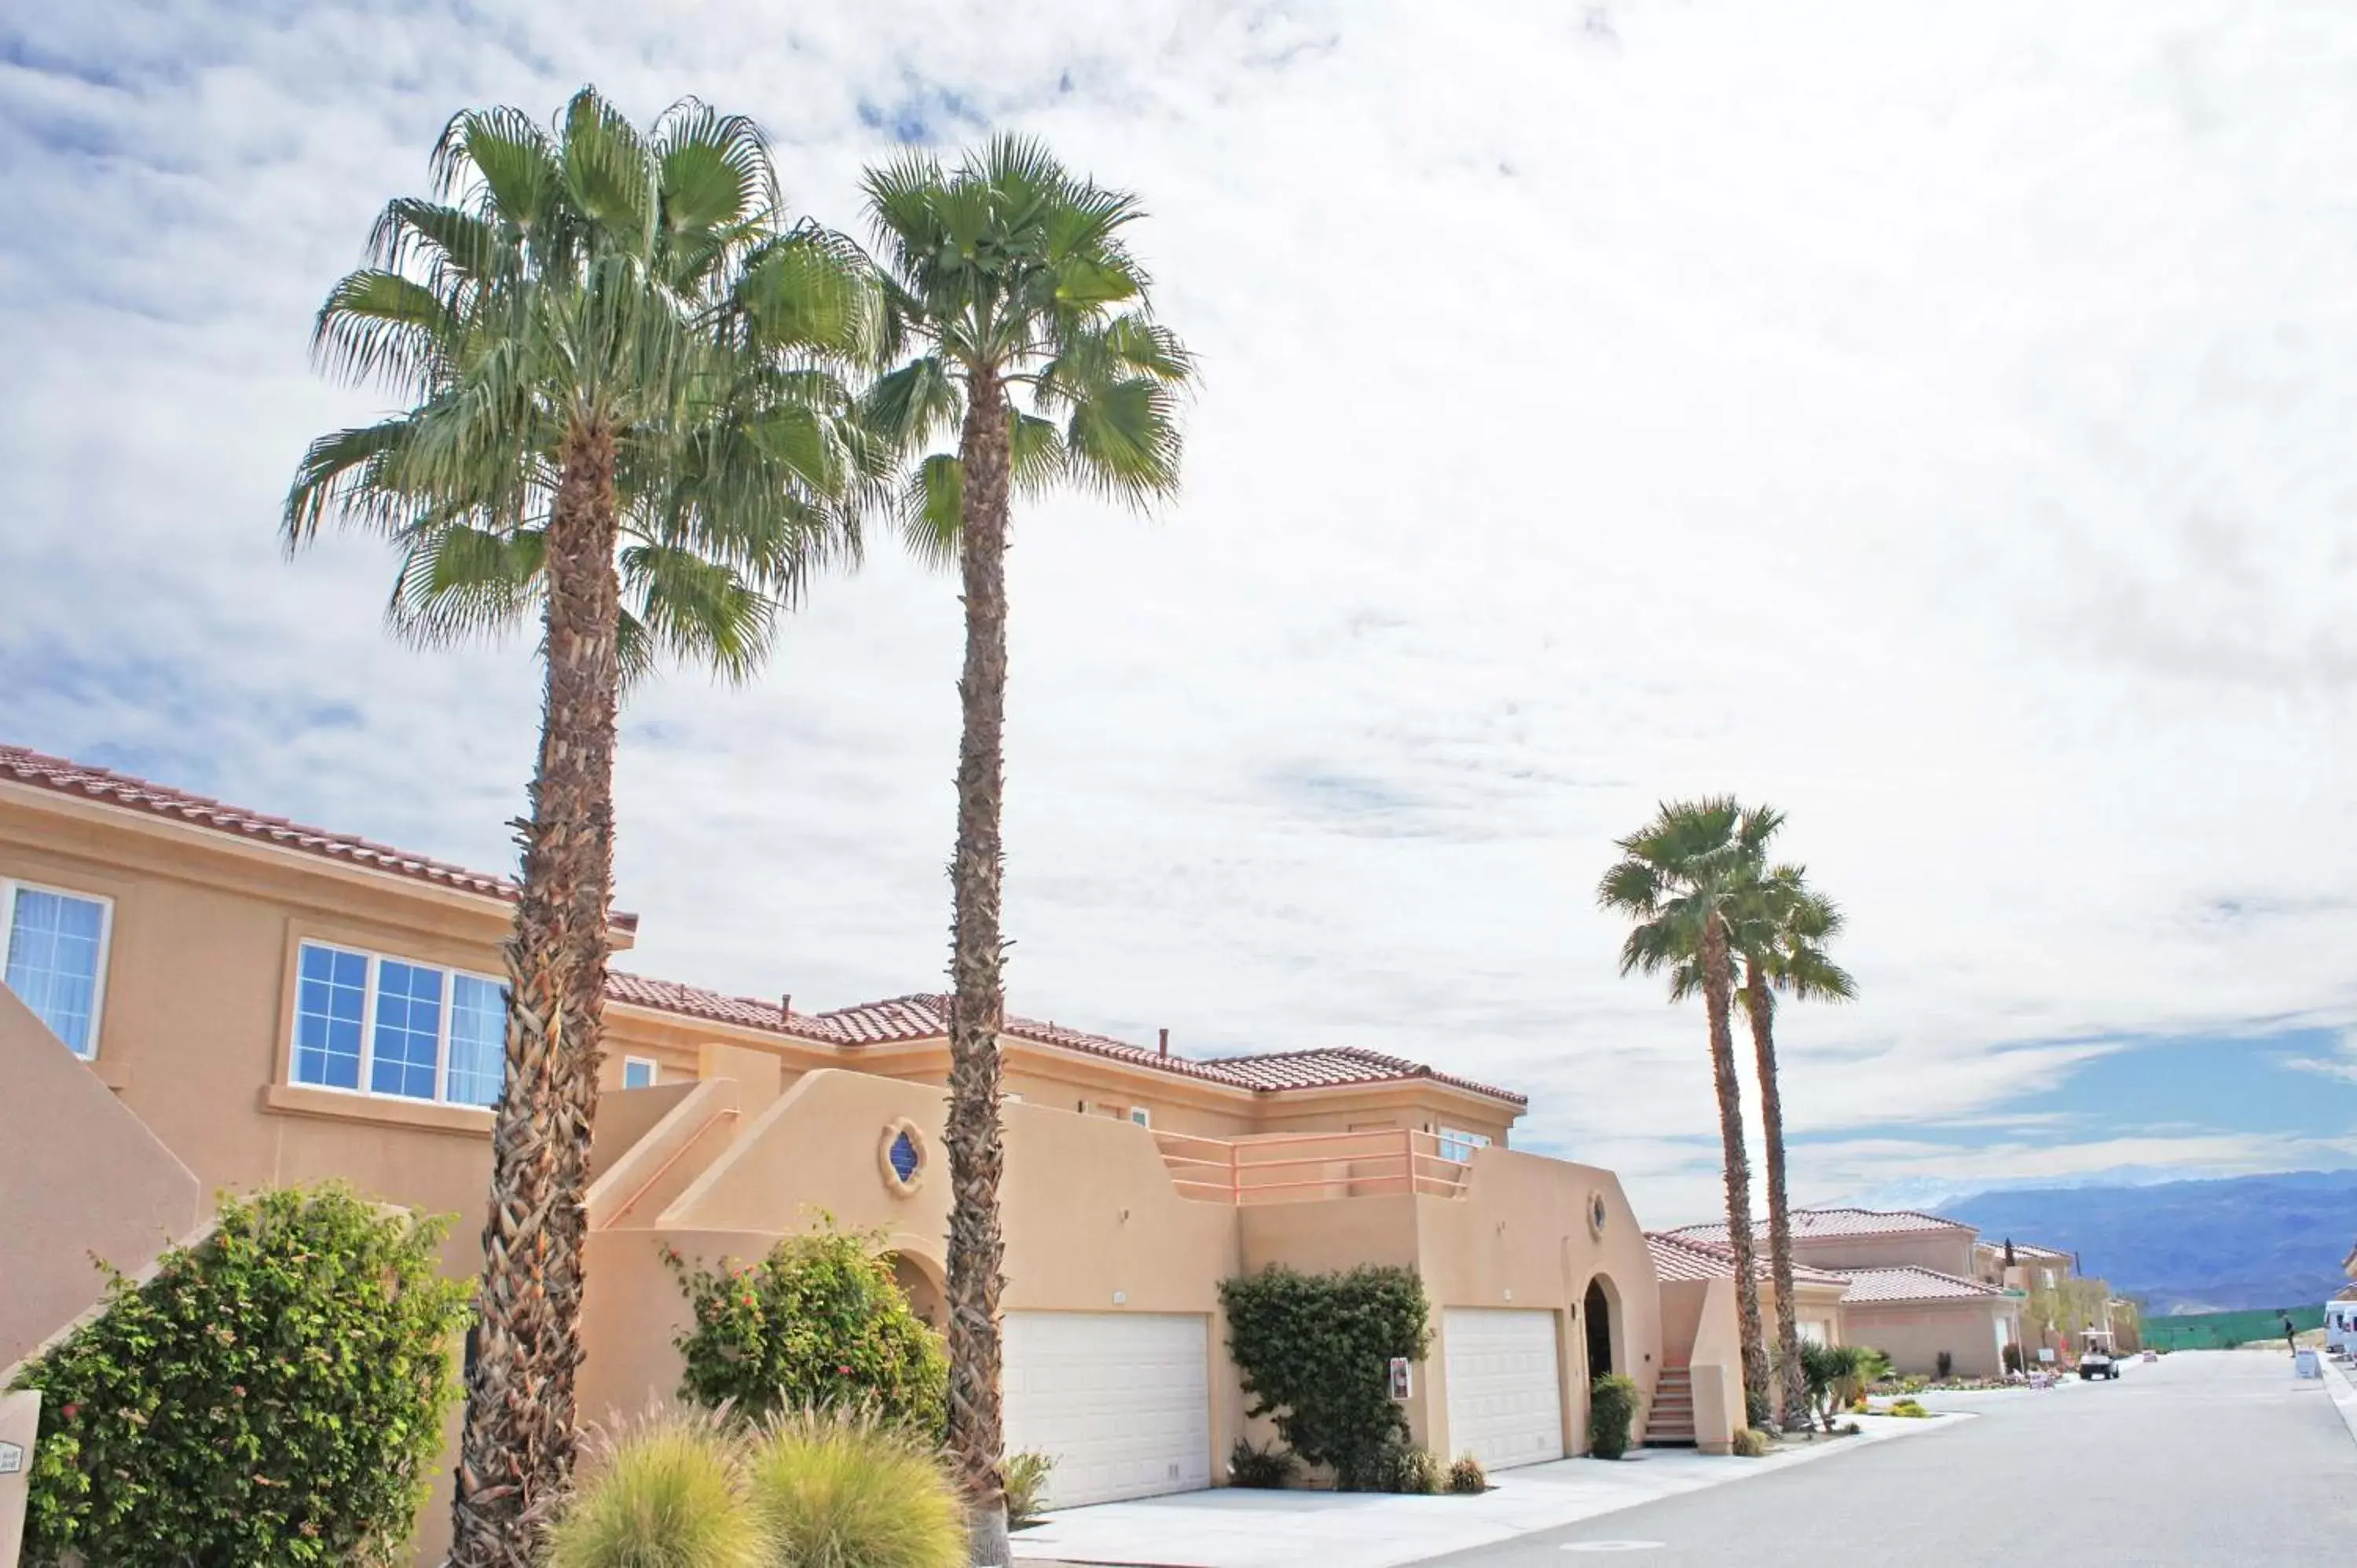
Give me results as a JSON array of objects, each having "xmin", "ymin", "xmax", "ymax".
[
  {"xmin": 1644, "ymin": 1232, "xmax": 1849, "ymax": 1436},
  {"xmin": 1669, "ymin": 1207, "xmax": 2025, "ymax": 1377},
  {"xmin": 0, "ymin": 743, "xmax": 1745, "ymax": 1563},
  {"xmin": 1972, "ymin": 1238, "xmax": 2074, "ymax": 1294}
]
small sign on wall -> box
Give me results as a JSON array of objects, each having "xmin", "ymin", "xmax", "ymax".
[{"xmin": 1388, "ymin": 1357, "xmax": 1413, "ymax": 1401}]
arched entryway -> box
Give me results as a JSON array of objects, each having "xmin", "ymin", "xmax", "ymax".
[
  {"xmin": 1584, "ymin": 1276, "xmax": 1617, "ymax": 1379},
  {"xmin": 887, "ymin": 1248, "xmax": 947, "ymax": 1332}
]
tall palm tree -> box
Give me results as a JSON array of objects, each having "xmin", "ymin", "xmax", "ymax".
[
  {"xmin": 284, "ymin": 89, "xmax": 872, "ymax": 1566},
  {"xmin": 1598, "ymin": 797, "xmax": 1772, "ymax": 1426},
  {"xmin": 859, "ymin": 134, "xmax": 1193, "ymax": 1563},
  {"xmin": 1725, "ymin": 825, "xmax": 1856, "ymax": 1432}
]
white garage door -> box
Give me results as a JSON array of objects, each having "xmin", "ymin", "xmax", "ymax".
[
  {"xmin": 1443, "ymin": 1308, "xmax": 1565, "ymax": 1471},
  {"xmin": 1004, "ymin": 1312, "xmax": 1211, "ymax": 1508}
]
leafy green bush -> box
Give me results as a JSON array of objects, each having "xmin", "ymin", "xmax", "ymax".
[
  {"xmin": 1003, "ymin": 1450, "xmax": 1054, "ymax": 1529},
  {"xmin": 1355, "ymin": 1438, "xmax": 1442, "ymax": 1495},
  {"xmin": 548, "ymin": 1411, "xmax": 765, "ymax": 1568},
  {"xmin": 1798, "ymin": 1342, "xmax": 1886, "ymax": 1432},
  {"xmin": 1587, "ymin": 1373, "xmax": 1640, "ymax": 1459},
  {"xmin": 664, "ymin": 1223, "xmax": 948, "ymax": 1432},
  {"xmin": 1227, "ymin": 1438, "xmax": 1297, "ymax": 1489},
  {"xmin": 1446, "ymin": 1454, "xmax": 1488, "ymax": 1494},
  {"xmin": 1219, "ymin": 1264, "xmax": 1431, "ymax": 1489},
  {"xmin": 747, "ymin": 1409, "xmax": 965, "ymax": 1568},
  {"xmin": 9, "ymin": 1184, "xmax": 469, "ymax": 1567},
  {"xmin": 1730, "ymin": 1427, "xmax": 1770, "ymax": 1458},
  {"xmin": 1886, "ymin": 1398, "xmax": 1930, "ymax": 1419}
]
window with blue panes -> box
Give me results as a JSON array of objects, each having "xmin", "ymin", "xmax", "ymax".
[
  {"xmin": 2, "ymin": 881, "xmax": 112, "ymax": 1057},
  {"xmin": 292, "ymin": 940, "xmax": 505, "ymax": 1106}
]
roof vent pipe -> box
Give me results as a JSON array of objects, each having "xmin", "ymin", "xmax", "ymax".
[
  {"xmin": 1158, "ymin": 1028, "xmax": 1170, "ymax": 1057},
  {"xmin": 780, "ymin": 994, "xmax": 792, "ymax": 1023}
]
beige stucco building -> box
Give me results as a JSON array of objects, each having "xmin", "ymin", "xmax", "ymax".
[
  {"xmin": 1668, "ymin": 1207, "xmax": 2025, "ymax": 1378},
  {"xmin": 0, "ymin": 744, "xmax": 1748, "ymax": 1563}
]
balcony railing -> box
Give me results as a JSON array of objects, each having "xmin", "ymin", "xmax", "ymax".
[{"xmin": 1153, "ymin": 1127, "xmax": 1471, "ymax": 1205}]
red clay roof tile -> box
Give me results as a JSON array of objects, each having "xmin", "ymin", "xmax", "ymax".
[
  {"xmin": 0, "ymin": 743, "xmax": 638, "ymax": 931},
  {"xmin": 1833, "ymin": 1266, "xmax": 2008, "ymax": 1305}
]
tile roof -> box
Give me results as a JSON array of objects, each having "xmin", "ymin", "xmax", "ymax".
[
  {"xmin": 1979, "ymin": 1240, "xmax": 2071, "ymax": 1262},
  {"xmin": 0, "ymin": 743, "xmax": 639, "ymax": 932},
  {"xmin": 1667, "ymin": 1207, "xmax": 1973, "ymax": 1246},
  {"xmin": 1645, "ymin": 1232, "xmax": 1849, "ymax": 1288},
  {"xmin": 603, "ymin": 983, "xmax": 1527, "ymax": 1106},
  {"xmin": 604, "ymin": 972, "xmax": 836, "ymax": 1040},
  {"xmin": 1834, "ymin": 1266, "xmax": 2008, "ymax": 1306}
]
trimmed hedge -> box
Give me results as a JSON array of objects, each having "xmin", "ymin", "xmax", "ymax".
[
  {"xmin": 1219, "ymin": 1264, "xmax": 1431, "ymax": 1489},
  {"xmin": 1588, "ymin": 1373, "xmax": 1639, "ymax": 1459},
  {"xmin": 8, "ymin": 1183, "xmax": 470, "ymax": 1566},
  {"xmin": 664, "ymin": 1222, "xmax": 948, "ymax": 1433}
]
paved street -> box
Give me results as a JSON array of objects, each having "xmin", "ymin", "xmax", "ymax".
[{"xmin": 1413, "ymin": 1350, "xmax": 2357, "ymax": 1568}]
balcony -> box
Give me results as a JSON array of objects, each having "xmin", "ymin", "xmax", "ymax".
[{"xmin": 1154, "ymin": 1127, "xmax": 1472, "ymax": 1204}]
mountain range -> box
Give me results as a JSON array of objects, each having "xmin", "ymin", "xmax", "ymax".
[{"xmin": 1942, "ymin": 1169, "xmax": 2357, "ymax": 1315}]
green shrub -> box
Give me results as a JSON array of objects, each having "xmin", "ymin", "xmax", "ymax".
[
  {"xmin": 9, "ymin": 1184, "xmax": 469, "ymax": 1568},
  {"xmin": 1587, "ymin": 1373, "xmax": 1640, "ymax": 1459},
  {"xmin": 1886, "ymin": 1398, "xmax": 1930, "ymax": 1419},
  {"xmin": 664, "ymin": 1222, "xmax": 948, "ymax": 1433},
  {"xmin": 1349, "ymin": 1434, "xmax": 1441, "ymax": 1494},
  {"xmin": 1219, "ymin": 1264, "xmax": 1431, "ymax": 1489},
  {"xmin": 548, "ymin": 1411, "xmax": 766, "ymax": 1568},
  {"xmin": 1446, "ymin": 1454, "xmax": 1488, "ymax": 1494},
  {"xmin": 746, "ymin": 1409, "xmax": 966, "ymax": 1568},
  {"xmin": 1730, "ymin": 1427, "xmax": 1770, "ymax": 1458},
  {"xmin": 1003, "ymin": 1450, "xmax": 1054, "ymax": 1529},
  {"xmin": 1227, "ymin": 1438, "xmax": 1297, "ymax": 1489}
]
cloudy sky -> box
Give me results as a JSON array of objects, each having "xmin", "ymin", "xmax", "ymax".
[{"xmin": 5, "ymin": 0, "xmax": 2354, "ymax": 1224}]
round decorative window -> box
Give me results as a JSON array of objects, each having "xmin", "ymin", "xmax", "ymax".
[
  {"xmin": 878, "ymin": 1118, "xmax": 929, "ymax": 1198},
  {"xmin": 1587, "ymin": 1190, "xmax": 1610, "ymax": 1239}
]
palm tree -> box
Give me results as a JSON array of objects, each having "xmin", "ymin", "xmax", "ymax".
[
  {"xmin": 284, "ymin": 89, "xmax": 872, "ymax": 1566},
  {"xmin": 1598, "ymin": 797, "xmax": 1772, "ymax": 1426},
  {"xmin": 859, "ymin": 134, "xmax": 1193, "ymax": 1563},
  {"xmin": 1725, "ymin": 823, "xmax": 1856, "ymax": 1432}
]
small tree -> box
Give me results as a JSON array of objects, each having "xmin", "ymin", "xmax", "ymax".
[
  {"xmin": 664, "ymin": 1224, "xmax": 948, "ymax": 1433},
  {"xmin": 9, "ymin": 1184, "xmax": 470, "ymax": 1567},
  {"xmin": 1218, "ymin": 1265, "xmax": 1431, "ymax": 1489}
]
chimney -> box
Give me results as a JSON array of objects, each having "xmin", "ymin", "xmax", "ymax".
[
  {"xmin": 780, "ymin": 994, "xmax": 793, "ymax": 1023},
  {"xmin": 1158, "ymin": 1028, "xmax": 1170, "ymax": 1057}
]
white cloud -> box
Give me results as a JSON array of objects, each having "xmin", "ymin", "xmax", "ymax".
[{"xmin": 5, "ymin": 0, "xmax": 2357, "ymax": 1226}]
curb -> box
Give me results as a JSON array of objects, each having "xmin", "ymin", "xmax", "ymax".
[{"xmin": 2319, "ymin": 1354, "xmax": 2357, "ymax": 1457}]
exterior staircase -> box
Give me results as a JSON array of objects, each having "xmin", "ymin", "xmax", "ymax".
[{"xmin": 1644, "ymin": 1365, "xmax": 1697, "ymax": 1447}]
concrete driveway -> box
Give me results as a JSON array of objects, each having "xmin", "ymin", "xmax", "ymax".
[
  {"xmin": 1012, "ymin": 1412, "xmax": 1949, "ymax": 1568},
  {"xmin": 1412, "ymin": 1349, "xmax": 2357, "ymax": 1567}
]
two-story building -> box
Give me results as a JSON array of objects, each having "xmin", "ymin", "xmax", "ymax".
[
  {"xmin": 0, "ymin": 743, "xmax": 1746, "ymax": 1563},
  {"xmin": 1667, "ymin": 1207, "xmax": 2024, "ymax": 1377}
]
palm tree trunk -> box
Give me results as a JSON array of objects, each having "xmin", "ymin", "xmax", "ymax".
[
  {"xmin": 1703, "ymin": 918, "xmax": 1770, "ymax": 1427},
  {"xmin": 946, "ymin": 367, "xmax": 1013, "ymax": 1568},
  {"xmin": 450, "ymin": 416, "xmax": 621, "ymax": 1568},
  {"xmin": 1743, "ymin": 967, "xmax": 1807, "ymax": 1431}
]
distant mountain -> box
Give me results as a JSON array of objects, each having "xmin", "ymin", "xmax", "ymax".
[{"xmin": 1940, "ymin": 1170, "xmax": 2357, "ymax": 1315}]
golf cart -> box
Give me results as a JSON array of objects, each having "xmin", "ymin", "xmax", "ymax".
[{"xmin": 2079, "ymin": 1330, "xmax": 2121, "ymax": 1380}]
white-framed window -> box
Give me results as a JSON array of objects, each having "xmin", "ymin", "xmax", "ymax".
[
  {"xmin": 1798, "ymin": 1319, "xmax": 1830, "ymax": 1346},
  {"xmin": 1437, "ymin": 1127, "xmax": 1492, "ymax": 1163},
  {"xmin": 0, "ymin": 877, "xmax": 113, "ymax": 1058},
  {"xmin": 621, "ymin": 1057, "xmax": 658, "ymax": 1090},
  {"xmin": 1128, "ymin": 1105, "xmax": 1152, "ymax": 1128},
  {"xmin": 291, "ymin": 940, "xmax": 506, "ymax": 1107}
]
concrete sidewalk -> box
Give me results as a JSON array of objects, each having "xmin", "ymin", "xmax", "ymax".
[
  {"xmin": 2321, "ymin": 1352, "xmax": 2357, "ymax": 1453},
  {"xmin": 1011, "ymin": 1416, "xmax": 1957, "ymax": 1568}
]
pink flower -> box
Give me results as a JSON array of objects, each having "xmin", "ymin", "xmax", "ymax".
[{"xmin": 838, "ymin": 1365, "xmax": 852, "ymax": 1376}]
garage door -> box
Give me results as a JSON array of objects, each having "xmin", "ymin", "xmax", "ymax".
[
  {"xmin": 1443, "ymin": 1308, "xmax": 1564, "ymax": 1471},
  {"xmin": 1004, "ymin": 1312, "xmax": 1211, "ymax": 1508}
]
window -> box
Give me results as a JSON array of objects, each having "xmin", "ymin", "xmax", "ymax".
[
  {"xmin": 1, "ymin": 880, "xmax": 112, "ymax": 1057},
  {"xmin": 1437, "ymin": 1127, "xmax": 1492, "ymax": 1163},
  {"xmin": 621, "ymin": 1057, "xmax": 658, "ymax": 1090},
  {"xmin": 1128, "ymin": 1105, "xmax": 1152, "ymax": 1128},
  {"xmin": 1798, "ymin": 1320, "xmax": 1829, "ymax": 1346},
  {"xmin": 292, "ymin": 940, "xmax": 505, "ymax": 1107}
]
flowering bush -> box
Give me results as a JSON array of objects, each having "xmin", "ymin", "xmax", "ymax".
[
  {"xmin": 663, "ymin": 1222, "xmax": 948, "ymax": 1434},
  {"xmin": 8, "ymin": 1184, "xmax": 468, "ymax": 1566}
]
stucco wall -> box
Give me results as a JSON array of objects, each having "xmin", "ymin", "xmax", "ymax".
[
  {"xmin": 0, "ymin": 987, "xmax": 203, "ymax": 1368},
  {"xmin": 1678, "ymin": 1277, "xmax": 1744, "ymax": 1453},
  {"xmin": 1843, "ymin": 1300, "xmax": 2013, "ymax": 1377},
  {"xmin": 1792, "ymin": 1229, "xmax": 1976, "ymax": 1277}
]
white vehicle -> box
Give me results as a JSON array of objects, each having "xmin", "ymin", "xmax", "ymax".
[
  {"xmin": 2079, "ymin": 1330, "xmax": 2121, "ymax": 1380},
  {"xmin": 2326, "ymin": 1299, "xmax": 2357, "ymax": 1356}
]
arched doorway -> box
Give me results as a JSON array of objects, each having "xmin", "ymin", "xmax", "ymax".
[
  {"xmin": 1583, "ymin": 1277, "xmax": 1615, "ymax": 1379},
  {"xmin": 889, "ymin": 1250, "xmax": 947, "ymax": 1332}
]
